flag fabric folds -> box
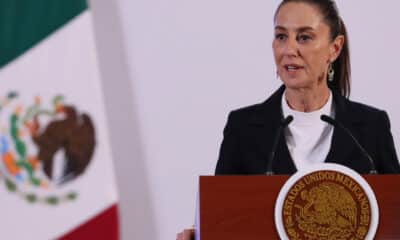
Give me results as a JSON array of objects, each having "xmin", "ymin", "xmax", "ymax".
[{"xmin": 0, "ymin": 1, "xmax": 119, "ymax": 239}]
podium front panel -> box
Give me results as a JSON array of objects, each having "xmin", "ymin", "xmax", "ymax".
[{"xmin": 199, "ymin": 175, "xmax": 400, "ymax": 240}]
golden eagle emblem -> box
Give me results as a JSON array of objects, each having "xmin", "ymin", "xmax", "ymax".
[
  {"xmin": 295, "ymin": 182, "xmax": 357, "ymax": 239},
  {"xmin": 281, "ymin": 170, "xmax": 372, "ymax": 240}
]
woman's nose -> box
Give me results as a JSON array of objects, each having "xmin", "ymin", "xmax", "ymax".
[{"xmin": 282, "ymin": 38, "xmax": 298, "ymax": 57}]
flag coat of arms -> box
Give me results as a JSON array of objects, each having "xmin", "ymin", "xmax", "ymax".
[{"xmin": 0, "ymin": 1, "xmax": 119, "ymax": 239}]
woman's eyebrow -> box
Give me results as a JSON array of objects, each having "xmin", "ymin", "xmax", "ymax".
[
  {"xmin": 274, "ymin": 25, "xmax": 315, "ymax": 32},
  {"xmin": 297, "ymin": 26, "xmax": 315, "ymax": 32}
]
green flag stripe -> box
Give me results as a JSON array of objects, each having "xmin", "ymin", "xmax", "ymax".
[{"xmin": 0, "ymin": 0, "xmax": 88, "ymax": 69}]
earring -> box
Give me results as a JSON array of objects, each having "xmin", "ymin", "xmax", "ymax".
[{"xmin": 328, "ymin": 63, "xmax": 334, "ymax": 82}]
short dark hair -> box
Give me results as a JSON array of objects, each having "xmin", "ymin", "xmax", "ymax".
[{"xmin": 275, "ymin": 0, "xmax": 351, "ymax": 97}]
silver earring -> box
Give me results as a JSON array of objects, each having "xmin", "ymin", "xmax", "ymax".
[{"xmin": 328, "ymin": 63, "xmax": 334, "ymax": 82}]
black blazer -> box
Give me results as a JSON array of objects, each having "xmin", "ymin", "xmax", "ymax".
[{"xmin": 215, "ymin": 86, "xmax": 400, "ymax": 175}]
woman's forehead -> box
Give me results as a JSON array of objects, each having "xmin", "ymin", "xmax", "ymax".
[{"xmin": 275, "ymin": 2, "xmax": 325, "ymax": 31}]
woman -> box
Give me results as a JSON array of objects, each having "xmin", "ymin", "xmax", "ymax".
[
  {"xmin": 177, "ymin": 0, "xmax": 400, "ymax": 239},
  {"xmin": 215, "ymin": 0, "xmax": 400, "ymax": 175}
]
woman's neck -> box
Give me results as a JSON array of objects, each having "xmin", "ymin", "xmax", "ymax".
[{"xmin": 284, "ymin": 85, "xmax": 330, "ymax": 112}]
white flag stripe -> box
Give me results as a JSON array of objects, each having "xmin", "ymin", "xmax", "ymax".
[{"xmin": 0, "ymin": 10, "xmax": 118, "ymax": 240}]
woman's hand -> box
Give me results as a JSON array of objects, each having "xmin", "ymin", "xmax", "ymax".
[{"xmin": 176, "ymin": 228, "xmax": 195, "ymax": 240}]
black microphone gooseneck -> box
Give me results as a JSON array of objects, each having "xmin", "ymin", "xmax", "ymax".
[
  {"xmin": 320, "ymin": 115, "xmax": 378, "ymax": 174},
  {"xmin": 265, "ymin": 115, "xmax": 293, "ymax": 175}
]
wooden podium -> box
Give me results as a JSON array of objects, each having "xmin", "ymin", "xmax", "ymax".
[{"xmin": 199, "ymin": 175, "xmax": 400, "ymax": 239}]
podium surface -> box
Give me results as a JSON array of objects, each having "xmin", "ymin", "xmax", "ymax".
[{"xmin": 199, "ymin": 175, "xmax": 400, "ymax": 240}]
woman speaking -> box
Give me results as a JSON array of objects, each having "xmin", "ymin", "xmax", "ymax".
[
  {"xmin": 177, "ymin": 0, "xmax": 400, "ymax": 239},
  {"xmin": 215, "ymin": 0, "xmax": 400, "ymax": 175}
]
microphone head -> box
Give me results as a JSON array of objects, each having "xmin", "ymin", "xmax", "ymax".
[
  {"xmin": 320, "ymin": 114, "xmax": 336, "ymax": 126},
  {"xmin": 281, "ymin": 115, "xmax": 294, "ymax": 127}
]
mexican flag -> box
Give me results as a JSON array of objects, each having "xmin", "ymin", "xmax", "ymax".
[{"xmin": 0, "ymin": 1, "xmax": 119, "ymax": 239}]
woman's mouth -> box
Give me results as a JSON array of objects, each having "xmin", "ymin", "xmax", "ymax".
[
  {"xmin": 284, "ymin": 65, "xmax": 304, "ymax": 75},
  {"xmin": 284, "ymin": 64, "xmax": 304, "ymax": 71}
]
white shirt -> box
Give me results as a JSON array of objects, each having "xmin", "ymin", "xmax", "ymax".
[{"xmin": 281, "ymin": 91, "xmax": 335, "ymax": 170}]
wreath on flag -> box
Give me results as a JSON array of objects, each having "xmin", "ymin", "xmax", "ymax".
[{"xmin": 0, "ymin": 92, "xmax": 96, "ymax": 205}]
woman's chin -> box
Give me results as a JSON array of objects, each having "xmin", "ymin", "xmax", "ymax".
[{"xmin": 280, "ymin": 78, "xmax": 310, "ymax": 89}]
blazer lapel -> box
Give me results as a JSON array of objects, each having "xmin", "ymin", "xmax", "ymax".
[
  {"xmin": 325, "ymin": 90, "xmax": 359, "ymax": 165},
  {"xmin": 274, "ymin": 132, "xmax": 297, "ymax": 174},
  {"xmin": 251, "ymin": 86, "xmax": 296, "ymax": 174},
  {"xmin": 250, "ymin": 86, "xmax": 363, "ymax": 173}
]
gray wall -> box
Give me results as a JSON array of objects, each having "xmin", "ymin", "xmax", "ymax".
[
  {"xmin": 89, "ymin": 0, "xmax": 157, "ymax": 239},
  {"xmin": 90, "ymin": 0, "xmax": 400, "ymax": 239}
]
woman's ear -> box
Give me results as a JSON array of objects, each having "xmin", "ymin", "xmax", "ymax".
[{"xmin": 330, "ymin": 35, "xmax": 345, "ymax": 62}]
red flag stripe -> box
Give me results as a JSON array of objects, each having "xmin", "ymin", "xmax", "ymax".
[{"xmin": 58, "ymin": 204, "xmax": 119, "ymax": 240}]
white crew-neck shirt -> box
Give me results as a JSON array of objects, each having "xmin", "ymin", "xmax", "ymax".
[{"xmin": 281, "ymin": 91, "xmax": 335, "ymax": 170}]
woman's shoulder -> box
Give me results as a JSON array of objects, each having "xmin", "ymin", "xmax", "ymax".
[
  {"xmin": 226, "ymin": 99, "xmax": 282, "ymax": 128},
  {"xmin": 230, "ymin": 102, "xmax": 265, "ymax": 116},
  {"xmin": 346, "ymin": 99, "xmax": 382, "ymax": 113},
  {"xmin": 227, "ymin": 102, "xmax": 266, "ymax": 125},
  {"xmin": 342, "ymin": 97, "xmax": 390, "ymax": 124},
  {"xmin": 228, "ymin": 86, "xmax": 285, "ymax": 123}
]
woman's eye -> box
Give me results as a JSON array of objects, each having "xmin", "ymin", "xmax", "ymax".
[
  {"xmin": 298, "ymin": 35, "xmax": 312, "ymax": 43},
  {"xmin": 275, "ymin": 33, "xmax": 287, "ymax": 41}
]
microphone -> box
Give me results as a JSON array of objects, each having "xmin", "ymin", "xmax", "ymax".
[
  {"xmin": 265, "ymin": 115, "xmax": 293, "ymax": 175},
  {"xmin": 320, "ymin": 115, "xmax": 378, "ymax": 174}
]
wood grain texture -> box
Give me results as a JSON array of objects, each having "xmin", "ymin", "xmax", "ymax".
[{"xmin": 200, "ymin": 175, "xmax": 400, "ymax": 240}]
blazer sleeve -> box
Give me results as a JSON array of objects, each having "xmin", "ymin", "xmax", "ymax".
[
  {"xmin": 215, "ymin": 112, "xmax": 243, "ymax": 175},
  {"xmin": 376, "ymin": 111, "xmax": 400, "ymax": 173}
]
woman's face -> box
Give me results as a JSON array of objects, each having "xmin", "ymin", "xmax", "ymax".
[{"xmin": 273, "ymin": 2, "xmax": 343, "ymax": 90}]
